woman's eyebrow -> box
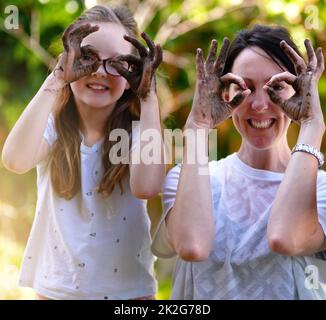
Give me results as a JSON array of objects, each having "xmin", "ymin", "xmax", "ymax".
[{"xmin": 242, "ymin": 77, "xmax": 274, "ymax": 84}]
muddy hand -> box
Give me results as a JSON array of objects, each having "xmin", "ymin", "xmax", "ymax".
[
  {"xmin": 265, "ymin": 39, "xmax": 324, "ymax": 125},
  {"xmin": 109, "ymin": 32, "xmax": 162, "ymax": 100},
  {"xmin": 187, "ymin": 38, "xmax": 251, "ymax": 129},
  {"xmin": 53, "ymin": 23, "xmax": 101, "ymax": 84}
]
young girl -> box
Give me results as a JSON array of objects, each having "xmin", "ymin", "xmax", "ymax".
[{"xmin": 2, "ymin": 5, "xmax": 165, "ymax": 300}]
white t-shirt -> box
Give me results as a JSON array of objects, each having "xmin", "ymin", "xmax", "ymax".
[
  {"xmin": 19, "ymin": 114, "xmax": 157, "ymax": 300},
  {"xmin": 152, "ymin": 153, "xmax": 326, "ymax": 300}
]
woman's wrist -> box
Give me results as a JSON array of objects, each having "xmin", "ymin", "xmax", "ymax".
[
  {"xmin": 297, "ymin": 120, "xmax": 325, "ymax": 150},
  {"xmin": 300, "ymin": 116, "xmax": 325, "ymax": 131}
]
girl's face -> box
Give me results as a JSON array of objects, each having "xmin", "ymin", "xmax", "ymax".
[
  {"xmin": 70, "ymin": 22, "xmax": 132, "ymax": 109},
  {"xmin": 229, "ymin": 46, "xmax": 295, "ymax": 150}
]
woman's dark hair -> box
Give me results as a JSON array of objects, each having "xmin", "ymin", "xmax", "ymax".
[{"xmin": 223, "ymin": 25, "xmax": 303, "ymax": 76}]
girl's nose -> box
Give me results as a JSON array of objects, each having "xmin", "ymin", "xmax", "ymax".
[
  {"xmin": 92, "ymin": 63, "xmax": 107, "ymax": 76},
  {"xmin": 250, "ymin": 88, "xmax": 269, "ymax": 113}
]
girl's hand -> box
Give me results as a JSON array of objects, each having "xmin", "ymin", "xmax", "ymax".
[
  {"xmin": 109, "ymin": 32, "xmax": 162, "ymax": 100},
  {"xmin": 265, "ymin": 39, "xmax": 325, "ymax": 126},
  {"xmin": 186, "ymin": 39, "xmax": 251, "ymax": 129},
  {"xmin": 53, "ymin": 23, "xmax": 101, "ymax": 84}
]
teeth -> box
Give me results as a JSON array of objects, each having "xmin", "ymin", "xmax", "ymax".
[
  {"xmin": 249, "ymin": 119, "xmax": 274, "ymax": 129},
  {"xmin": 87, "ymin": 84, "xmax": 108, "ymax": 90}
]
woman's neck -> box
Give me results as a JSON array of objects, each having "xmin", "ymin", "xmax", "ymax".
[{"xmin": 237, "ymin": 140, "xmax": 291, "ymax": 172}]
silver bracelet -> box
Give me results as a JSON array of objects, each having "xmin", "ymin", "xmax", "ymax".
[{"xmin": 291, "ymin": 143, "xmax": 324, "ymax": 169}]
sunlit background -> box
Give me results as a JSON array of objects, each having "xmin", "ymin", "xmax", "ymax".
[{"xmin": 0, "ymin": 0, "xmax": 325, "ymax": 300}]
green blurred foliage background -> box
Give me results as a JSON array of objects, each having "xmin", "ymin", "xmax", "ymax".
[{"xmin": 0, "ymin": 0, "xmax": 325, "ymax": 299}]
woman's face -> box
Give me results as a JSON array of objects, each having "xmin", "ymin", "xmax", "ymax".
[
  {"xmin": 70, "ymin": 22, "xmax": 132, "ymax": 109},
  {"xmin": 229, "ymin": 46, "xmax": 295, "ymax": 150}
]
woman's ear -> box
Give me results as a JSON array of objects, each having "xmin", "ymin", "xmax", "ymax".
[{"xmin": 125, "ymin": 81, "xmax": 130, "ymax": 90}]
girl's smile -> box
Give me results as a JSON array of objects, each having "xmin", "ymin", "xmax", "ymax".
[{"xmin": 86, "ymin": 81, "xmax": 110, "ymax": 93}]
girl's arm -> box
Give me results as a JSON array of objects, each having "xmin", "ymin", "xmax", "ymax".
[
  {"xmin": 2, "ymin": 75, "xmax": 64, "ymax": 173},
  {"xmin": 165, "ymin": 40, "xmax": 250, "ymax": 261},
  {"xmin": 111, "ymin": 32, "xmax": 165, "ymax": 199},
  {"xmin": 129, "ymin": 91, "xmax": 165, "ymax": 199},
  {"xmin": 2, "ymin": 23, "xmax": 101, "ymax": 173},
  {"xmin": 267, "ymin": 39, "xmax": 326, "ymax": 256}
]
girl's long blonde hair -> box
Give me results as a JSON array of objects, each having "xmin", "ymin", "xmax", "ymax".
[{"xmin": 49, "ymin": 5, "xmax": 140, "ymax": 200}]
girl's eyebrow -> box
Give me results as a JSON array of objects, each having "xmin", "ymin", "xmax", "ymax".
[{"xmin": 101, "ymin": 52, "xmax": 125, "ymax": 60}]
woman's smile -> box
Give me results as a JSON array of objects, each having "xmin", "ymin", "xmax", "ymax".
[{"xmin": 247, "ymin": 118, "xmax": 276, "ymax": 129}]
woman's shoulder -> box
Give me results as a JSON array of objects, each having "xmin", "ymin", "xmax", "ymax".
[{"xmin": 165, "ymin": 155, "xmax": 230, "ymax": 178}]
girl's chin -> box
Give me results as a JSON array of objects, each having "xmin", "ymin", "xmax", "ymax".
[{"xmin": 80, "ymin": 99, "xmax": 113, "ymax": 109}]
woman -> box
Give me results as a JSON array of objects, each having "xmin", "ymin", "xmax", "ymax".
[{"xmin": 152, "ymin": 25, "xmax": 326, "ymax": 299}]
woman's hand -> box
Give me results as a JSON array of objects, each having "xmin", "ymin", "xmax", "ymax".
[
  {"xmin": 186, "ymin": 39, "xmax": 251, "ymax": 129},
  {"xmin": 109, "ymin": 32, "xmax": 162, "ymax": 100},
  {"xmin": 265, "ymin": 39, "xmax": 325, "ymax": 126},
  {"xmin": 53, "ymin": 23, "xmax": 101, "ymax": 85}
]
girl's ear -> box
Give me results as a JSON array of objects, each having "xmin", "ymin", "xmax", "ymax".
[{"xmin": 125, "ymin": 81, "xmax": 130, "ymax": 90}]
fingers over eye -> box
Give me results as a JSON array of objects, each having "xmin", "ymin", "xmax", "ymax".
[
  {"xmin": 229, "ymin": 90, "xmax": 250, "ymax": 108},
  {"xmin": 214, "ymin": 37, "xmax": 230, "ymax": 76},
  {"xmin": 304, "ymin": 39, "xmax": 317, "ymax": 72},
  {"xmin": 62, "ymin": 24, "xmax": 76, "ymax": 52},
  {"xmin": 80, "ymin": 45, "xmax": 100, "ymax": 60},
  {"xmin": 141, "ymin": 32, "xmax": 156, "ymax": 58},
  {"xmin": 316, "ymin": 47, "xmax": 325, "ymax": 77},
  {"xmin": 69, "ymin": 24, "xmax": 99, "ymax": 44},
  {"xmin": 153, "ymin": 44, "xmax": 163, "ymax": 69},
  {"xmin": 220, "ymin": 73, "xmax": 247, "ymax": 90},
  {"xmin": 110, "ymin": 61, "xmax": 132, "ymax": 79},
  {"xmin": 266, "ymin": 72, "xmax": 297, "ymax": 88},
  {"xmin": 63, "ymin": 23, "xmax": 99, "ymax": 58},
  {"xmin": 205, "ymin": 39, "xmax": 218, "ymax": 67},
  {"xmin": 113, "ymin": 54, "xmax": 142, "ymax": 66},
  {"xmin": 280, "ymin": 40, "xmax": 306, "ymax": 75},
  {"xmin": 123, "ymin": 35, "xmax": 148, "ymax": 58},
  {"xmin": 266, "ymin": 86, "xmax": 285, "ymax": 106},
  {"xmin": 196, "ymin": 48, "xmax": 205, "ymax": 80}
]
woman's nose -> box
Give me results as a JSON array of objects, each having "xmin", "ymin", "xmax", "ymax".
[{"xmin": 250, "ymin": 88, "xmax": 269, "ymax": 113}]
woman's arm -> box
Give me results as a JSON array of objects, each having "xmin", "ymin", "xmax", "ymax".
[
  {"xmin": 165, "ymin": 121, "xmax": 214, "ymax": 261},
  {"xmin": 267, "ymin": 39, "xmax": 326, "ymax": 256},
  {"xmin": 268, "ymin": 122, "xmax": 326, "ymax": 256},
  {"xmin": 165, "ymin": 39, "xmax": 250, "ymax": 261}
]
